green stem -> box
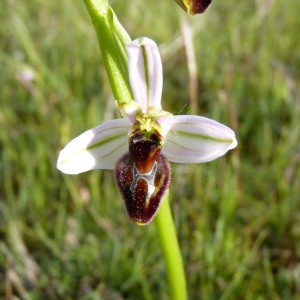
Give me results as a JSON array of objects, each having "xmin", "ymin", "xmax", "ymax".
[
  {"xmin": 154, "ymin": 192, "xmax": 188, "ymax": 300},
  {"xmin": 83, "ymin": 0, "xmax": 132, "ymax": 101}
]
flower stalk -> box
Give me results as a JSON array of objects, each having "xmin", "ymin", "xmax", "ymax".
[{"xmin": 154, "ymin": 192, "xmax": 187, "ymax": 300}]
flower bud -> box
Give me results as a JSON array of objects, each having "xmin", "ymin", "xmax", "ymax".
[{"xmin": 175, "ymin": 0, "xmax": 212, "ymax": 15}]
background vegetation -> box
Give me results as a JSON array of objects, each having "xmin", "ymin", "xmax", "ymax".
[{"xmin": 1, "ymin": 0, "xmax": 299, "ymax": 299}]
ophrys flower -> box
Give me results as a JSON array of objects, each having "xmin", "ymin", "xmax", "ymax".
[{"xmin": 57, "ymin": 37, "xmax": 237, "ymax": 225}]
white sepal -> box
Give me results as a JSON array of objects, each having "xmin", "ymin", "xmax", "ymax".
[
  {"xmin": 126, "ymin": 37, "xmax": 163, "ymax": 113},
  {"xmin": 161, "ymin": 115, "xmax": 237, "ymax": 163},
  {"xmin": 57, "ymin": 119, "xmax": 132, "ymax": 174}
]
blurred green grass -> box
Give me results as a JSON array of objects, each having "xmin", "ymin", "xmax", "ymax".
[{"xmin": 1, "ymin": 0, "xmax": 300, "ymax": 299}]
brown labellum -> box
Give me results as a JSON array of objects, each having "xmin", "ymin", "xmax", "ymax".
[{"xmin": 115, "ymin": 129, "xmax": 171, "ymax": 225}]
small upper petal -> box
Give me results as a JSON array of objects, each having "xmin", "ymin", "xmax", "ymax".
[
  {"xmin": 115, "ymin": 100, "xmax": 141, "ymax": 123},
  {"xmin": 161, "ymin": 115, "xmax": 237, "ymax": 163},
  {"xmin": 57, "ymin": 119, "xmax": 132, "ymax": 174},
  {"xmin": 126, "ymin": 37, "xmax": 163, "ymax": 113}
]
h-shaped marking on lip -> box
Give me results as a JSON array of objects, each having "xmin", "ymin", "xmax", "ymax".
[{"xmin": 130, "ymin": 161, "xmax": 158, "ymax": 205}]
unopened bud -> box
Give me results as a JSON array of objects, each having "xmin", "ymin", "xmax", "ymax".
[{"xmin": 174, "ymin": 0, "xmax": 212, "ymax": 15}]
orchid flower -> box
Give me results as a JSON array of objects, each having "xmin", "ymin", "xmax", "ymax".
[{"xmin": 57, "ymin": 37, "xmax": 237, "ymax": 225}]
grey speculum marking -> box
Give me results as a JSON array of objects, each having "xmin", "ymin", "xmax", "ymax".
[{"xmin": 130, "ymin": 162, "xmax": 158, "ymax": 205}]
